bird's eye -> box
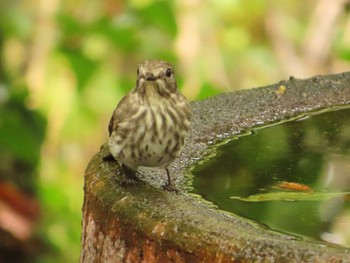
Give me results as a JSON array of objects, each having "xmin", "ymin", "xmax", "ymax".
[
  {"xmin": 165, "ymin": 68, "xmax": 172, "ymax": 78},
  {"xmin": 137, "ymin": 68, "xmax": 140, "ymax": 76}
]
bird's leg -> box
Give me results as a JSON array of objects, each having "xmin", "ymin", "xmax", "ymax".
[
  {"xmin": 162, "ymin": 167, "xmax": 178, "ymax": 192},
  {"xmin": 120, "ymin": 163, "xmax": 141, "ymax": 185}
]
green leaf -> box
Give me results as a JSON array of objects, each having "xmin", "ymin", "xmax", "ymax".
[{"xmin": 230, "ymin": 191, "xmax": 350, "ymax": 202}]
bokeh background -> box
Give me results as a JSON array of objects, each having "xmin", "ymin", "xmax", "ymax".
[{"xmin": 0, "ymin": 0, "xmax": 350, "ymax": 262}]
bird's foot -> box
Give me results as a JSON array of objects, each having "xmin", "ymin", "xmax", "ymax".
[
  {"xmin": 120, "ymin": 164, "xmax": 141, "ymax": 185},
  {"xmin": 162, "ymin": 182, "xmax": 179, "ymax": 193},
  {"xmin": 162, "ymin": 167, "xmax": 179, "ymax": 192},
  {"xmin": 120, "ymin": 176, "xmax": 140, "ymax": 185}
]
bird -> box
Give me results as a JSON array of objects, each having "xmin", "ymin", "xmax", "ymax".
[{"xmin": 105, "ymin": 60, "xmax": 191, "ymax": 190}]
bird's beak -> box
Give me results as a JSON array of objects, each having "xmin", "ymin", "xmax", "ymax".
[{"xmin": 145, "ymin": 73, "xmax": 156, "ymax": 81}]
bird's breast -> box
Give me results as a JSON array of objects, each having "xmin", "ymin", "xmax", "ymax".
[{"xmin": 108, "ymin": 103, "xmax": 189, "ymax": 168}]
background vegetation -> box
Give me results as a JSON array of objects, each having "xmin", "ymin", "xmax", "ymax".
[{"xmin": 0, "ymin": 0, "xmax": 349, "ymax": 262}]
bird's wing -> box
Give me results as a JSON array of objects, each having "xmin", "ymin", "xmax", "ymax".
[
  {"xmin": 107, "ymin": 114, "xmax": 114, "ymax": 137},
  {"xmin": 108, "ymin": 92, "xmax": 137, "ymax": 137}
]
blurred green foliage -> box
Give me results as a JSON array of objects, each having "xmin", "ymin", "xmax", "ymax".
[
  {"xmin": 0, "ymin": 2, "xmax": 46, "ymax": 193},
  {"xmin": 0, "ymin": 89, "xmax": 46, "ymax": 193},
  {"xmin": 0, "ymin": 0, "xmax": 349, "ymax": 262}
]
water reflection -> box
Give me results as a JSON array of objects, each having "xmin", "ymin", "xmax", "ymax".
[{"xmin": 192, "ymin": 107, "xmax": 350, "ymax": 247}]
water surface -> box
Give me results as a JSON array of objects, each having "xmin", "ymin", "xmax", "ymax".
[{"xmin": 192, "ymin": 107, "xmax": 350, "ymax": 247}]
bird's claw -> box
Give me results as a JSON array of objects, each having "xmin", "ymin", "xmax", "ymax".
[{"xmin": 162, "ymin": 183, "xmax": 179, "ymax": 193}]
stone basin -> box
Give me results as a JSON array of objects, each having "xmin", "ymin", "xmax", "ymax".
[{"xmin": 81, "ymin": 72, "xmax": 350, "ymax": 262}]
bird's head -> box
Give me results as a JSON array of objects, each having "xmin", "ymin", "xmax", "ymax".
[{"xmin": 136, "ymin": 60, "xmax": 178, "ymax": 98}]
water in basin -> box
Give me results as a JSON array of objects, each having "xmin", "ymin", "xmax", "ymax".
[{"xmin": 192, "ymin": 106, "xmax": 350, "ymax": 247}]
